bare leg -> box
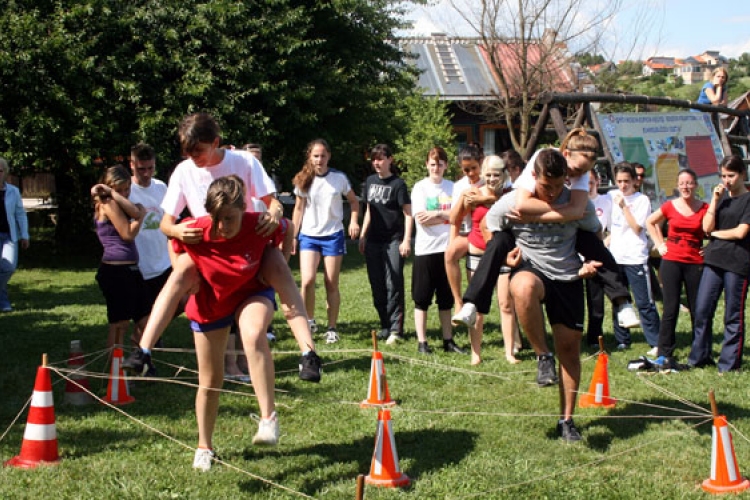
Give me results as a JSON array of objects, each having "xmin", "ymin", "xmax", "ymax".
[
  {"xmin": 108, "ymin": 320, "xmax": 129, "ymax": 349},
  {"xmin": 497, "ymin": 274, "xmax": 520, "ymax": 364},
  {"xmin": 139, "ymin": 253, "xmax": 199, "ymax": 350},
  {"xmin": 322, "ymin": 255, "xmax": 343, "ymax": 329},
  {"xmin": 553, "ymin": 324, "xmax": 582, "ymax": 421},
  {"xmin": 469, "ymin": 313, "xmax": 484, "ymax": 365},
  {"xmin": 438, "ymin": 309, "xmax": 453, "ymax": 340},
  {"xmin": 194, "ymin": 326, "xmax": 230, "ymax": 450},
  {"xmin": 224, "ymin": 333, "xmax": 245, "ymax": 377},
  {"xmin": 298, "ymin": 250, "xmax": 320, "ymax": 319},
  {"xmin": 445, "ymin": 236, "xmax": 468, "ymax": 307},
  {"xmin": 509, "ymin": 271, "xmax": 550, "ymax": 356},
  {"xmin": 260, "ymin": 247, "xmax": 315, "ymax": 352},
  {"xmin": 236, "ymin": 297, "xmax": 275, "ymax": 418},
  {"xmin": 414, "ymin": 308, "xmax": 428, "ymax": 343}
]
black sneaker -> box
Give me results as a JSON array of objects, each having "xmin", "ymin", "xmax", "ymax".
[
  {"xmin": 557, "ymin": 419, "xmax": 582, "ymax": 442},
  {"xmin": 417, "ymin": 342, "xmax": 433, "ymax": 354},
  {"xmin": 443, "ymin": 338, "xmax": 468, "ymax": 354},
  {"xmin": 299, "ymin": 351, "xmax": 322, "ymax": 383},
  {"xmin": 536, "ymin": 354, "xmax": 559, "ymax": 387},
  {"xmin": 122, "ymin": 348, "xmax": 154, "ymax": 377}
]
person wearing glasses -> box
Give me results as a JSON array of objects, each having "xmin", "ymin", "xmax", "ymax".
[
  {"xmin": 632, "ymin": 163, "xmax": 646, "ymax": 192},
  {"xmin": 646, "ymin": 169, "xmax": 707, "ymax": 371}
]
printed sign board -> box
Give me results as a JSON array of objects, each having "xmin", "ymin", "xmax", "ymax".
[{"xmin": 595, "ymin": 111, "xmax": 724, "ymax": 208}]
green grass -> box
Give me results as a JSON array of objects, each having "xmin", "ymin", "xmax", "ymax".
[{"xmin": 1, "ymin": 241, "xmax": 748, "ymax": 499}]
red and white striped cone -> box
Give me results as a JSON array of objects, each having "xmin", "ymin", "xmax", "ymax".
[
  {"xmin": 64, "ymin": 340, "xmax": 93, "ymax": 406},
  {"xmin": 702, "ymin": 415, "xmax": 750, "ymax": 493},
  {"xmin": 365, "ymin": 408, "xmax": 410, "ymax": 488},
  {"xmin": 103, "ymin": 347, "xmax": 135, "ymax": 405},
  {"xmin": 4, "ymin": 364, "xmax": 60, "ymax": 468},
  {"xmin": 360, "ymin": 351, "xmax": 396, "ymax": 408}
]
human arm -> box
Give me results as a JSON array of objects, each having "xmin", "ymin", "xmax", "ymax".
[
  {"xmin": 100, "ymin": 198, "xmax": 145, "ymax": 242},
  {"xmin": 358, "ymin": 204, "xmax": 370, "ymax": 254},
  {"xmin": 709, "ymin": 224, "xmax": 750, "ymax": 241},
  {"xmin": 12, "ymin": 188, "xmax": 29, "ymax": 249},
  {"xmin": 400, "ymin": 204, "xmax": 412, "ymax": 257},
  {"xmin": 513, "ymin": 187, "xmax": 589, "ymax": 223},
  {"xmin": 291, "ymin": 195, "xmax": 306, "ymax": 255},
  {"xmin": 646, "ymin": 208, "xmax": 667, "ymax": 256},
  {"xmin": 91, "ymin": 184, "xmax": 145, "ymax": 220},
  {"xmin": 345, "ymin": 189, "xmax": 361, "ymax": 239},
  {"xmin": 703, "ymin": 184, "xmax": 724, "ymax": 234},
  {"xmin": 280, "ymin": 218, "xmax": 294, "ymax": 262},
  {"xmin": 611, "ymin": 193, "xmax": 644, "ymax": 235},
  {"xmin": 254, "ymin": 194, "xmax": 283, "ymax": 237},
  {"xmin": 160, "ymin": 213, "xmax": 203, "ymax": 244},
  {"xmin": 704, "ymin": 83, "xmax": 727, "ymax": 106}
]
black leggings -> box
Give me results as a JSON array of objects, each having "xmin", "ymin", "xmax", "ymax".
[
  {"xmin": 463, "ymin": 229, "xmax": 630, "ymax": 315},
  {"xmin": 657, "ymin": 259, "xmax": 702, "ymax": 358}
]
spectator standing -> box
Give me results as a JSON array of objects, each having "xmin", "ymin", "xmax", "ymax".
[
  {"xmin": 292, "ymin": 139, "xmax": 360, "ymax": 344},
  {"xmin": 688, "ymin": 155, "xmax": 750, "ymax": 372},
  {"xmin": 0, "ymin": 158, "xmax": 29, "ymax": 312},
  {"xmin": 696, "ymin": 68, "xmax": 729, "ymax": 106},
  {"xmin": 410, "ymin": 147, "xmax": 463, "ymax": 355},
  {"xmin": 609, "ymin": 162, "xmax": 660, "ymax": 353},
  {"xmin": 646, "ymin": 169, "xmax": 707, "ymax": 370},
  {"xmin": 91, "ymin": 165, "xmax": 148, "ymax": 348},
  {"xmin": 359, "ymin": 144, "xmax": 412, "ymax": 345},
  {"xmin": 584, "ymin": 170, "xmax": 612, "ymax": 347}
]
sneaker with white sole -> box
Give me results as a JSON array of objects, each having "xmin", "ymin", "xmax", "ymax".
[
  {"xmin": 192, "ymin": 448, "xmax": 216, "ymax": 472},
  {"xmin": 617, "ymin": 303, "xmax": 640, "ymax": 329},
  {"xmin": 451, "ymin": 302, "xmax": 477, "ymax": 328},
  {"xmin": 308, "ymin": 319, "xmax": 318, "ymax": 334},
  {"xmin": 386, "ymin": 332, "xmax": 404, "ymax": 345},
  {"xmin": 252, "ymin": 412, "xmax": 279, "ymax": 446},
  {"xmin": 325, "ymin": 328, "xmax": 339, "ymax": 344}
]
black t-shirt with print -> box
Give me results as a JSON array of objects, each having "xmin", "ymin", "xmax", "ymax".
[
  {"xmin": 704, "ymin": 191, "xmax": 750, "ymax": 276},
  {"xmin": 364, "ymin": 174, "xmax": 410, "ymax": 243}
]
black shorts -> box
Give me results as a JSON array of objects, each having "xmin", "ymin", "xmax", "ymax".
[
  {"xmin": 511, "ymin": 267, "xmax": 584, "ymax": 331},
  {"xmin": 141, "ymin": 267, "xmax": 172, "ymax": 313},
  {"xmin": 411, "ymin": 253, "xmax": 454, "ymax": 311},
  {"xmin": 96, "ymin": 263, "xmax": 151, "ymax": 323}
]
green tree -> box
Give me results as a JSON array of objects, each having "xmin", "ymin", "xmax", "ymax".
[
  {"xmin": 575, "ymin": 52, "xmax": 606, "ymax": 67},
  {"xmin": 0, "ymin": 0, "xmax": 421, "ymax": 247},
  {"xmin": 393, "ymin": 93, "xmax": 457, "ymax": 190}
]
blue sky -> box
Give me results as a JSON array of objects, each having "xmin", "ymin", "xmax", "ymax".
[{"xmin": 407, "ymin": 0, "xmax": 750, "ymax": 61}]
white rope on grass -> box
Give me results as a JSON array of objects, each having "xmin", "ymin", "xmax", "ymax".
[
  {"xmin": 448, "ymin": 416, "xmax": 714, "ymax": 499},
  {"xmin": 47, "ymin": 366, "xmax": 314, "ymax": 499}
]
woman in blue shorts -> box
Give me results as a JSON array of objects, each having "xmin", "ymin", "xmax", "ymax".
[{"xmin": 292, "ymin": 139, "xmax": 360, "ymax": 343}]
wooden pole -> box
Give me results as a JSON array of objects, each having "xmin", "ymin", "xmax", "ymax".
[
  {"xmin": 42, "ymin": 353, "xmax": 48, "ymax": 367},
  {"xmin": 355, "ymin": 474, "xmax": 365, "ymax": 500},
  {"xmin": 709, "ymin": 390, "xmax": 718, "ymax": 417},
  {"xmin": 598, "ymin": 336, "xmax": 604, "ymax": 354},
  {"xmin": 371, "ymin": 330, "xmax": 378, "ymax": 352}
]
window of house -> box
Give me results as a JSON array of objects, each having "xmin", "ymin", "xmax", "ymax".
[{"xmin": 480, "ymin": 125, "xmax": 512, "ymax": 155}]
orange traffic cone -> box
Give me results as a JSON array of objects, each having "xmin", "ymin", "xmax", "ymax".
[
  {"xmin": 702, "ymin": 414, "xmax": 750, "ymax": 493},
  {"xmin": 365, "ymin": 409, "xmax": 410, "ymax": 488},
  {"xmin": 64, "ymin": 340, "xmax": 93, "ymax": 406},
  {"xmin": 103, "ymin": 347, "xmax": 135, "ymax": 405},
  {"xmin": 5, "ymin": 358, "xmax": 60, "ymax": 468},
  {"xmin": 360, "ymin": 350, "xmax": 396, "ymax": 408},
  {"xmin": 579, "ymin": 337, "xmax": 616, "ymax": 409}
]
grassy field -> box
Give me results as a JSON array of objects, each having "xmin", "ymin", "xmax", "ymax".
[{"xmin": 1, "ymin": 240, "xmax": 748, "ymax": 499}]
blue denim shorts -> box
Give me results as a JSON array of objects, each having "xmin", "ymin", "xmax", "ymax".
[
  {"xmin": 298, "ymin": 230, "xmax": 346, "ymax": 256},
  {"xmin": 191, "ymin": 287, "xmax": 277, "ymax": 333}
]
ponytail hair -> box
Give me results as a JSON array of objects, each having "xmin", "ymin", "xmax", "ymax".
[{"xmin": 293, "ymin": 139, "xmax": 330, "ymax": 193}]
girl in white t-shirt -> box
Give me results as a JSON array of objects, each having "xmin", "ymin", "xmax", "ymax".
[{"xmin": 292, "ymin": 139, "xmax": 360, "ymax": 344}]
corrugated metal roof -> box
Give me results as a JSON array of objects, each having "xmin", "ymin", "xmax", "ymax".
[{"xmin": 401, "ymin": 36, "xmax": 499, "ymax": 100}]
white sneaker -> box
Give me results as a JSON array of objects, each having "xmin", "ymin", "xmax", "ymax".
[
  {"xmin": 325, "ymin": 328, "xmax": 339, "ymax": 344},
  {"xmin": 646, "ymin": 346, "xmax": 658, "ymax": 357},
  {"xmin": 385, "ymin": 333, "xmax": 404, "ymax": 345},
  {"xmin": 192, "ymin": 448, "xmax": 216, "ymax": 472},
  {"xmin": 308, "ymin": 319, "xmax": 318, "ymax": 334},
  {"xmin": 617, "ymin": 303, "xmax": 640, "ymax": 329},
  {"xmin": 252, "ymin": 412, "xmax": 279, "ymax": 446},
  {"xmin": 451, "ymin": 303, "xmax": 477, "ymax": 328}
]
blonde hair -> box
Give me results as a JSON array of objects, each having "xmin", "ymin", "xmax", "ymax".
[
  {"xmin": 712, "ymin": 67, "xmax": 728, "ymax": 80},
  {"xmin": 481, "ymin": 155, "xmax": 508, "ymax": 195},
  {"xmin": 560, "ymin": 128, "xmax": 599, "ymax": 160}
]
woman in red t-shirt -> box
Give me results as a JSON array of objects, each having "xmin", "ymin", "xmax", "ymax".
[
  {"xmin": 172, "ymin": 175, "xmax": 297, "ymax": 471},
  {"xmin": 646, "ymin": 169, "xmax": 707, "ymax": 368}
]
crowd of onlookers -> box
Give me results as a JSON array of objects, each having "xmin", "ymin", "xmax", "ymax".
[{"xmin": 3, "ymin": 110, "xmax": 748, "ymax": 454}]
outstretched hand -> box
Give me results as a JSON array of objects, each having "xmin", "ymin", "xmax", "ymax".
[{"xmin": 578, "ymin": 260, "xmax": 602, "ymax": 279}]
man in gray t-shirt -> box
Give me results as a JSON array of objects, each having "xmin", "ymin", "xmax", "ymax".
[{"xmin": 486, "ymin": 149, "xmax": 601, "ymax": 442}]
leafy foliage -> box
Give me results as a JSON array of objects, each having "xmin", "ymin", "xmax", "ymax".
[
  {"xmin": 394, "ymin": 93, "xmax": 457, "ymax": 190},
  {"xmin": 0, "ymin": 0, "xmax": 422, "ymax": 246}
]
